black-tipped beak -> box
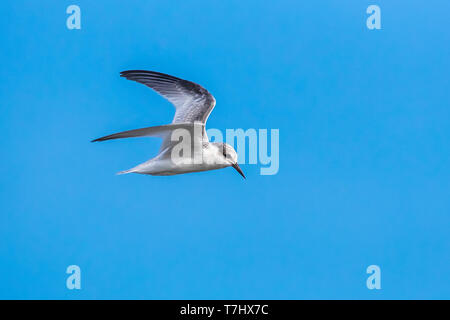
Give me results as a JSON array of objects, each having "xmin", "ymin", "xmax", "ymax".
[{"xmin": 232, "ymin": 163, "xmax": 246, "ymax": 179}]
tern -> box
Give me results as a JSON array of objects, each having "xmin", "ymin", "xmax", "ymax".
[{"xmin": 92, "ymin": 70, "xmax": 245, "ymax": 179}]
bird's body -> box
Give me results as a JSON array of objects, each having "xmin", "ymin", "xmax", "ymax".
[
  {"xmin": 119, "ymin": 142, "xmax": 230, "ymax": 176},
  {"xmin": 93, "ymin": 70, "xmax": 245, "ymax": 179}
]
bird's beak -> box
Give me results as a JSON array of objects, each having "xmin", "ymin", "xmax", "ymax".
[{"xmin": 232, "ymin": 163, "xmax": 246, "ymax": 179}]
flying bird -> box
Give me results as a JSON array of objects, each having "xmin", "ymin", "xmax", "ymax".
[{"xmin": 92, "ymin": 70, "xmax": 245, "ymax": 179}]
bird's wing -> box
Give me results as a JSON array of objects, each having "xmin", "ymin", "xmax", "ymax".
[
  {"xmin": 92, "ymin": 122, "xmax": 207, "ymax": 153},
  {"xmin": 91, "ymin": 123, "xmax": 193, "ymax": 142},
  {"xmin": 120, "ymin": 70, "xmax": 216, "ymax": 124}
]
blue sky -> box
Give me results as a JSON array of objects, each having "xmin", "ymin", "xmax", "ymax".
[{"xmin": 0, "ymin": 0, "xmax": 449, "ymax": 299}]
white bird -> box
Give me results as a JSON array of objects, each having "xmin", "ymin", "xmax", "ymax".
[{"xmin": 92, "ymin": 70, "xmax": 245, "ymax": 179}]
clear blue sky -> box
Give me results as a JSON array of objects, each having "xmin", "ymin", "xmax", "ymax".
[{"xmin": 0, "ymin": 0, "xmax": 449, "ymax": 299}]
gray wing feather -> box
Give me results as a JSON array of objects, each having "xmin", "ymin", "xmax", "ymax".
[
  {"xmin": 92, "ymin": 122, "xmax": 207, "ymax": 154},
  {"xmin": 91, "ymin": 123, "xmax": 193, "ymax": 142},
  {"xmin": 120, "ymin": 70, "xmax": 216, "ymax": 124}
]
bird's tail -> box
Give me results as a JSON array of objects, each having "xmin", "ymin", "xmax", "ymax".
[
  {"xmin": 117, "ymin": 160, "xmax": 154, "ymax": 176},
  {"xmin": 116, "ymin": 168, "xmax": 135, "ymax": 175}
]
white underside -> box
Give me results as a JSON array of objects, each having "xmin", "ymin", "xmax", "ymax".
[{"xmin": 118, "ymin": 143, "xmax": 230, "ymax": 176}]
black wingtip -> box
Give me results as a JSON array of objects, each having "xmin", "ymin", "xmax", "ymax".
[
  {"xmin": 119, "ymin": 70, "xmax": 182, "ymax": 81},
  {"xmin": 120, "ymin": 70, "xmax": 148, "ymax": 76}
]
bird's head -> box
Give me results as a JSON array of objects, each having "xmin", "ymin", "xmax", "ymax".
[{"xmin": 213, "ymin": 142, "xmax": 245, "ymax": 179}]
